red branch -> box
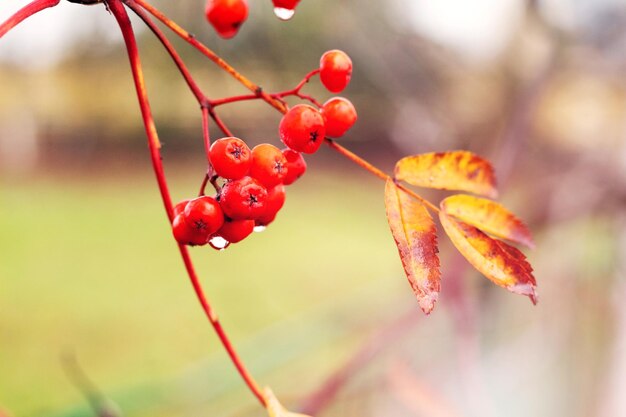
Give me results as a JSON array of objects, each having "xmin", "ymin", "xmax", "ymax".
[
  {"xmin": 0, "ymin": 0, "xmax": 60, "ymax": 39},
  {"xmin": 106, "ymin": 0, "xmax": 266, "ymax": 407}
]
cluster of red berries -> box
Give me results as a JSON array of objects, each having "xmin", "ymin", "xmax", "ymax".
[
  {"xmin": 205, "ymin": 0, "xmax": 303, "ymax": 39},
  {"xmin": 172, "ymin": 138, "xmax": 306, "ymax": 248},
  {"xmin": 280, "ymin": 50, "xmax": 357, "ymax": 152},
  {"xmin": 173, "ymin": 50, "xmax": 356, "ymax": 249}
]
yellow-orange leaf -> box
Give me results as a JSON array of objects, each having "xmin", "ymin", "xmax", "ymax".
[
  {"xmin": 265, "ymin": 388, "xmax": 313, "ymax": 417},
  {"xmin": 394, "ymin": 151, "xmax": 498, "ymax": 198},
  {"xmin": 440, "ymin": 194, "xmax": 534, "ymax": 248},
  {"xmin": 439, "ymin": 211, "xmax": 537, "ymax": 303},
  {"xmin": 385, "ymin": 179, "xmax": 441, "ymax": 314}
]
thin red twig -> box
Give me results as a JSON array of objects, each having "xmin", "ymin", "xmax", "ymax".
[
  {"xmin": 106, "ymin": 0, "xmax": 266, "ymax": 407},
  {"xmin": 127, "ymin": 0, "xmax": 287, "ymax": 114},
  {"xmin": 0, "ymin": 0, "xmax": 60, "ymax": 39}
]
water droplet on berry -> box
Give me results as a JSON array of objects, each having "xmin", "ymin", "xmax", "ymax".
[
  {"xmin": 253, "ymin": 225, "xmax": 267, "ymax": 233},
  {"xmin": 209, "ymin": 236, "xmax": 230, "ymax": 250},
  {"xmin": 273, "ymin": 7, "xmax": 295, "ymax": 20}
]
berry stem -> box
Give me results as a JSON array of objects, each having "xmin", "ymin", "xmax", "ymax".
[
  {"xmin": 125, "ymin": 0, "xmax": 207, "ymax": 106},
  {"xmin": 107, "ymin": 0, "xmax": 267, "ymax": 407},
  {"xmin": 0, "ymin": 0, "xmax": 60, "ymax": 39},
  {"xmin": 324, "ymin": 139, "xmax": 440, "ymax": 213},
  {"xmin": 127, "ymin": 0, "xmax": 437, "ymax": 214},
  {"xmin": 209, "ymin": 107, "xmax": 235, "ymax": 137},
  {"xmin": 202, "ymin": 105, "xmax": 212, "ymax": 163},
  {"xmin": 127, "ymin": 0, "xmax": 287, "ymax": 113}
]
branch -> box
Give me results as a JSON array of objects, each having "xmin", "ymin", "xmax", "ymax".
[
  {"xmin": 0, "ymin": 0, "xmax": 60, "ymax": 39},
  {"xmin": 105, "ymin": 0, "xmax": 266, "ymax": 407},
  {"xmin": 127, "ymin": 0, "xmax": 287, "ymax": 113}
]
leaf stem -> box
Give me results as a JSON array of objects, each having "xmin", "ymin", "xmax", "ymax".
[
  {"xmin": 0, "ymin": 0, "xmax": 60, "ymax": 39},
  {"xmin": 324, "ymin": 139, "xmax": 440, "ymax": 213},
  {"xmin": 106, "ymin": 0, "xmax": 266, "ymax": 407}
]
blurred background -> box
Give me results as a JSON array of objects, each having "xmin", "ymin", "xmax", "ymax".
[{"xmin": 1, "ymin": 0, "xmax": 625, "ymax": 416}]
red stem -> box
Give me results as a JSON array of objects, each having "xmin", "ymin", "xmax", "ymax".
[
  {"xmin": 106, "ymin": 0, "xmax": 266, "ymax": 407},
  {"xmin": 202, "ymin": 106, "xmax": 212, "ymax": 163},
  {"xmin": 0, "ymin": 0, "xmax": 60, "ymax": 39},
  {"xmin": 209, "ymin": 108, "xmax": 235, "ymax": 137},
  {"xmin": 324, "ymin": 139, "xmax": 440, "ymax": 212},
  {"xmin": 124, "ymin": 0, "xmax": 207, "ymax": 106},
  {"xmin": 126, "ymin": 0, "xmax": 437, "ymax": 215},
  {"xmin": 127, "ymin": 0, "xmax": 287, "ymax": 114}
]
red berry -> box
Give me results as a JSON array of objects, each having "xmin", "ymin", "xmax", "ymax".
[
  {"xmin": 209, "ymin": 137, "xmax": 251, "ymax": 179},
  {"xmin": 205, "ymin": 0, "xmax": 249, "ymax": 39},
  {"xmin": 281, "ymin": 148, "xmax": 306, "ymax": 185},
  {"xmin": 250, "ymin": 143, "xmax": 288, "ymax": 187},
  {"xmin": 216, "ymin": 219, "xmax": 255, "ymax": 243},
  {"xmin": 272, "ymin": 0, "xmax": 300, "ymax": 9},
  {"xmin": 321, "ymin": 97, "xmax": 357, "ymax": 138},
  {"xmin": 319, "ymin": 50, "xmax": 353, "ymax": 93},
  {"xmin": 256, "ymin": 185, "xmax": 286, "ymax": 226},
  {"xmin": 279, "ymin": 104, "xmax": 326, "ymax": 154},
  {"xmin": 184, "ymin": 196, "xmax": 225, "ymax": 236},
  {"xmin": 219, "ymin": 176, "xmax": 268, "ymax": 220},
  {"xmin": 173, "ymin": 199, "xmax": 190, "ymax": 217},
  {"xmin": 172, "ymin": 214, "xmax": 210, "ymax": 246}
]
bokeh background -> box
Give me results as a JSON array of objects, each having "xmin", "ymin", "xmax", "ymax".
[{"xmin": 1, "ymin": 0, "xmax": 626, "ymax": 416}]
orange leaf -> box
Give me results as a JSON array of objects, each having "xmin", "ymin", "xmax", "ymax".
[
  {"xmin": 440, "ymin": 194, "xmax": 534, "ymax": 248},
  {"xmin": 385, "ymin": 179, "xmax": 441, "ymax": 314},
  {"xmin": 439, "ymin": 211, "xmax": 537, "ymax": 303},
  {"xmin": 265, "ymin": 388, "xmax": 313, "ymax": 417},
  {"xmin": 394, "ymin": 151, "xmax": 498, "ymax": 198}
]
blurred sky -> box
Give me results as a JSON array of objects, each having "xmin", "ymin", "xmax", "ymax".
[{"xmin": 1, "ymin": 0, "xmax": 624, "ymax": 68}]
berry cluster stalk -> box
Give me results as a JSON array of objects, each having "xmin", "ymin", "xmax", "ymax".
[{"xmin": 106, "ymin": 0, "xmax": 267, "ymax": 406}]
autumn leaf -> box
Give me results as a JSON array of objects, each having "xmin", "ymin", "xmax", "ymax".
[
  {"xmin": 265, "ymin": 387, "xmax": 312, "ymax": 417},
  {"xmin": 440, "ymin": 194, "xmax": 534, "ymax": 248},
  {"xmin": 385, "ymin": 179, "xmax": 441, "ymax": 314},
  {"xmin": 439, "ymin": 211, "xmax": 537, "ymax": 303},
  {"xmin": 394, "ymin": 151, "xmax": 498, "ymax": 198}
]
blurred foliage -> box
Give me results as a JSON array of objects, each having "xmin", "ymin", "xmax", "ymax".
[{"xmin": 1, "ymin": 0, "xmax": 626, "ymax": 417}]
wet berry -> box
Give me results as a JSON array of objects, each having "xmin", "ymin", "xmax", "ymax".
[
  {"xmin": 184, "ymin": 196, "xmax": 225, "ymax": 235},
  {"xmin": 319, "ymin": 50, "xmax": 352, "ymax": 93},
  {"xmin": 256, "ymin": 184, "xmax": 285, "ymax": 226},
  {"xmin": 272, "ymin": 0, "xmax": 300, "ymax": 9},
  {"xmin": 205, "ymin": 0, "xmax": 249, "ymax": 39},
  {"xmin": 321, "ymin": 97, "xmax": 357, "ymax": 138},
  {"xmin": 172, "ymin": 214, "xmax": 210, "ymax": 246},
  {"xmin": 281, "ymin": 148, "xmax": 306, "ymax": 185},
  {"xmin": 209, "ymin": 137, "xmax": 251, "ymax": 179},
  {"xmin": 173, "ymin": 199, "xmax": 190, "ymax": 217},
  {"xmin": 279, "ymin": 104, "xmax": 326, "ymax": 154},
  {"xmin": 216, "ymin": 218, "xmax": 255, "ymax": 243},
  {"xmin": 219, "ymin": 176, "xmax": 268, "ymax": 220},
  {"xmin": 250, "ymin": 143, "xmax": 288, "ymax": 187}
]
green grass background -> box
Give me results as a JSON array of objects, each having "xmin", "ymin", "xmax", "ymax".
[{"xmin": 0, "ymin": 164, "xmax": 412, "ymax": 416}]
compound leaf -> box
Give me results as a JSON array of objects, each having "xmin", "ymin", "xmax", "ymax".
[
  {"xmin": 440, "ymin": 194, "xmax": 534, "ymax": 248},
  {"xmin": 385, "ymin": 179, "xmax": 441, "ymax": 314},
  {"xmin": 265, "ymin": 388, "xmax": 312, "ymax": 417},
  {"xmin": 439, "ymin": 211, "xmax": 537, "ymax": 303},
  {"xmin": 394, "ymin": 151, "xmax": 498, "ymax": 198}
]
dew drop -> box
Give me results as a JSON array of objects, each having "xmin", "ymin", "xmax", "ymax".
[
  {"xmin": 273, "ymin": 7, "xmax": 295, "ymax": 21},
  {"xmin": 209, "ymin": 236, "xmax": 230, "ymax": 250},
  {"xmin": 254, "ymin": 225, "xmax": 267, "ymax": 233}
]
